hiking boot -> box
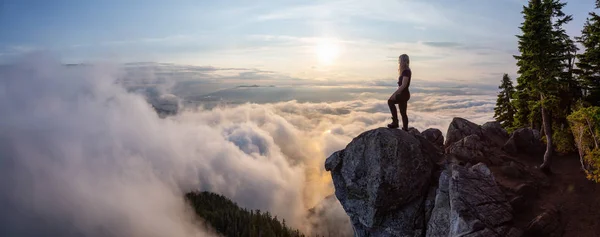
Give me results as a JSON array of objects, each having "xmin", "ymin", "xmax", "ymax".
[{"xmin": 387, "ymin": 118, "xmax": 399, "ymax": 129}]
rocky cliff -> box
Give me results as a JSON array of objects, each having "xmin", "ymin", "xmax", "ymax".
[{"xmin": 325, "ymin": 118, "xmax": 557, "ymax": 237}]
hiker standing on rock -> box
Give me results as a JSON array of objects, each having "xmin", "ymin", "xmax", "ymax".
[{"xmin": 387, "ymin": 54, "xmax": 411, "ymax": 131}]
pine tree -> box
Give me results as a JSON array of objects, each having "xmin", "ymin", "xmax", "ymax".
[
  {"xmin": 512, "ymin": 82, "xmax": 533, "ymax": 129},
  {"xmin": 575, "ymin": 0, "xmax": 600, "ymax": 106},
  {"xmin": 514, "ymin": 0, "xmax": 572, "ymax": 172},
  {"xmin": 549, "ymin": 0, "xmax": 579, "ymax": 154},
  {"xmin": 184, "ymin": 192, "xmax": 306, "ymax": 237},
  {"xmin": 494, "ymin": 74, "xmax": 516, "ymax": 129}
]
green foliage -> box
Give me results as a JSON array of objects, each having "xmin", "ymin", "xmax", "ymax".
[
  {"xmin": 494, "ymin": 74, "xmax": 516, "ymax": 129},
  {"xmin": 513, "ymin": 0, "xmax": 573, "ymax": 122},
  {"xmin": 185, "ymin": 191, "xmax": 308, "ymax": 237},
  {"xmin": 510, "ymin": 0, "xmax": 579, "ymax": 168},
  {"xmin": 511, "ymin": 87, "xmax": 533, "ymax": 129},
  {"xmin": 575, "ymin": 3, "xmax": 600, "ymax": 107},
  {"xmin": 567, "ymin": 106, "xmax": 600, "ymax": 182},
  {"xmin": 585, "ymin": 148, "xmax": 600, "ymax": 182},
  {"xmin": 552, "ymin": 123, "xmax": 576, "ymax": 154}
]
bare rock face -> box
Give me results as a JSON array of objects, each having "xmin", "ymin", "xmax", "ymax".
[
  {"xmin": 427, "ymin": 163, "xmax": 521, "ymax": 237},
  {"xmin": 325, "ymin": 127, "xmax": 522, "ymax": 237},
  {"xmin": 503, "ymin": 128, "xmax": 543, "ymax": 155},
  {"xmin": 324, "ymin": 128, "xmax": 436, "ymax": 236},
  {"xmin": 422, "ymin": 128, "xmax": 444, "ymax": 149},
  {"xmin": 482, "ymin": 121, "xmax": 510, "ymax": 148},
  {"xmin": 445, "ymin": 118, "xmax": 484, "ymax": 148},
  {"xmin": 408, "ymin": 127, "xmax": 422, "ymax": 137},
  {"xmin": 444, "ymin": 119, "xmax": 512, "ymax": 166},
  {"xmin": 445, "ymin": 119, "xmax": 510, "ymax": 149},
  {"xmin": 445, "ymin": 134, "xmax": 504, "ymax": 165},
  {"xmin": 446, "ymin": 134, "xmax": 487, "ymax": 162}
]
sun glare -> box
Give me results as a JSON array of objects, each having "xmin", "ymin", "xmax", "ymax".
[{"xmin": 315, "ymin": 39, "xmax": 340, "ymax": 65}]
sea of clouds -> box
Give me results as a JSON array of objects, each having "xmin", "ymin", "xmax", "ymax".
[{"xmin": 0, "ymin": 54, "xmax": 496, "ymax": 237}]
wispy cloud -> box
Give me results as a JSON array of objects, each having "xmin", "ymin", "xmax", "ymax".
[
  {"xmin": 252, "ymin": 0, "xmax": 454, "ymax": 27},
  {"xmin": 421, "ymin": 41, "xmax": 462, "ymax": 48}
]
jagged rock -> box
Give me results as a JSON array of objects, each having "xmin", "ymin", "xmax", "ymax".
[
  {"xmin": 422, "ymin": 128, "xmax": 444, "ymax": 148},
  {"xmin": 426, "ymin": 169, "xmax": 451, "ymax": 236},
  {"xmin": 446, "ymin": 134, "xmax": 486, "ymax": 160},
  {"xmin": 445, "ymin": 117, "xmax": 484, "ymax": 147},
  {"xmin": 446, "ymin": 118, "xmax": 511, "ymax": 150},
  {"xmin": 445, "ymin": 134, "xmax": 504, "ymax": 165},
  {"xmin": 482, "ymin": 121, "xmax": 510, "ymax": 148},
  {"xmin": 503, "ymin": 128, "xmax": 543, "ymax": 155},
  {"xmin": 408, "ymin": 127, "xmax": 421, "ymax": 137},
  {"xmin": 324, "ymin": 128, "xmax": 436, "ymax": 236},
  {"xmin": 427, "ymin": 163, "xmax": 521, "ymax": 237},
  {"xmin": 525, "ymin": 208, "xmax": 563, "ymax": 237},
  {"xmin": 326, "ymin": 127, "xmax": 522, "ymax": 237}
]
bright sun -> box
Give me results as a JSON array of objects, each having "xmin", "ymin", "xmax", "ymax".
[{"xmin": 315, "ymin": 39, "xmax": 340, "ymax": 65}]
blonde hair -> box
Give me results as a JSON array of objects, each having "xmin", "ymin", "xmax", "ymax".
[{"xmin": 398, "ymin": 54, "xmax": 410, "ymax": 76}]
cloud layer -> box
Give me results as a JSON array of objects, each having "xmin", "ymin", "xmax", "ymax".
[{"xmin": 0, "ymin": 55, "xmax": 495, "ymax": 236}]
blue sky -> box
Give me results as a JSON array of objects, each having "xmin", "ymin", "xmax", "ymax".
[{"xmin": 0, "ymin": 0, "xmax": 597, "ymax": 84}]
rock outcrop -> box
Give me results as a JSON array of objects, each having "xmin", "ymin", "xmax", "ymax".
[
  {"xmin": 325, "ymin": 126, "xmax": 522, "ymax": 237},
  {"xmin": 325, "ymin": 128, "xmax": 436, "ymax": 236},
  {"xmin": 444, "ymin": 119, "xmax": 511, "ymax": 166},
  {"xmin": 482, "ymin": 121, "xmax": 510, "ymax": 148},
  {"xmin": 445, "ymin": 118, "xmax": 484, "ymax": 148},
  {"xmin": 422, "ymin": 128, "xmax": 444, "ymax": 149},
  {"xmin": 427, "ymin": 163, "xmax": 521, "ymax": 237},
  {"xmin": 445, "ymin": 134, "xmax": 504, "ymax": 165},
  {"xmin": 503, "ymin": 128, "xmax": 543, "ymax": 155},
  {"xmin": 408, "ymin": 127, "xmax": 422, "ymax": 137}
]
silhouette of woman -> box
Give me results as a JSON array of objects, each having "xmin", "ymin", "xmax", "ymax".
[{"xmin": 387, "ymin": 54, "xmax": 411, "ymax": 130}]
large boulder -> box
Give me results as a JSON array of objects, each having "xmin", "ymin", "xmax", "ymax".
[
  {"xmin": 427, "ymin": 163, "xmax": 521, "ymax": 237},
  {"xmin": 482, "ymin": 121, "xmax": 510, "ymax": 148},
  {"xmin": 445, "ymin": 118, "xmax": 510, "ymax": 150},
  {"xmin": 445, "ymin": 134, "xmax": 504, "ymax": 165},
  {"xmin": 422, "ymin": 128, "xmax": 444, "ymax": 149},
  {"xmin": 325, "ymin": 127, "xmax": 521, "ymax": 236},
  {"xmin": 325, "ymin": 128, "xmax": 436, "ymax": 236},
  {"xmin": 503, "ymin": 128, "xmax": 543, "ymax": 155},
  {"xmin": 408, "ymin": 127, "xmax": 422, "ymax": 137},
  {"xmin": 445, "ymin": 118, "xmax": 484, "ymax": 147},
  {"xmin": 525, "ymin": 208, "xmax": 563, "ymax": 237}
]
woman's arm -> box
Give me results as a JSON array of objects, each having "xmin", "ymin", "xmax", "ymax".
[
  {"xmin": 392, "ymin": 76, "xmax": 410, "ymax": 97},
  {"xmin": 398, "ymin": 76, "xmax": 410, "ymax": 92}
]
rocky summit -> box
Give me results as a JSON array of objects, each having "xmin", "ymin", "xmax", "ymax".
[
  {"xmin": 325, "ymin": 118, "xmax": 560, "ymax": 237},
  {"xmin": 325, "ymin": 128, "xmax": 437, "ymax": 236}
]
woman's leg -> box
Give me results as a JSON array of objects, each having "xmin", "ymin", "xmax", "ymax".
[
  {"xmin": 387, "ymin": 94, "xmax": 399, "ymax": 128},
  {"xmin": 399, "ymin": 98, "xmax": 408, "ymax": 131},
  {"xmin": 387, "ymin": 98, "xmax": 399, "ymax": 123}
]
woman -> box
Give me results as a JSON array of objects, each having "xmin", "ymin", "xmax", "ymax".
[{"xmin": 387, "ymin": 54, "xmax": 411, "ymax": 131}]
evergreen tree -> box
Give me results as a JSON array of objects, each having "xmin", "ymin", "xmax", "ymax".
[
  {"xmin": 514, "ymin": 0, "xmax": 573, "ymax": 172},
  {"xmin": 494, "ymin": 74, "xmax": 516, "ymax": 129},
  {"xmin": 184, "ymin": 191, "xmax": 306, "ymax": 237},
  {"xmin": 512, "ymin": 82, "xmax": 533, "ymax": 128},
  {"xmin": 550, "ymin": 0, "xmax": 579, "ymax": 154},
  {"xmin": 575, "ymin": 0, "xmax": 600, "ymax": 106}
]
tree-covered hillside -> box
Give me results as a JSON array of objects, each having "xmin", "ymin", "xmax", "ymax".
[{"xmin": 185, "ymin": 191, "xmax": 310, "ymax": 237}]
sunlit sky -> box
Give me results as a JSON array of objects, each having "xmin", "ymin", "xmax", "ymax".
[{"xmin": 0, "ymin": 0, "xmax": 596, "ymax": 84}]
